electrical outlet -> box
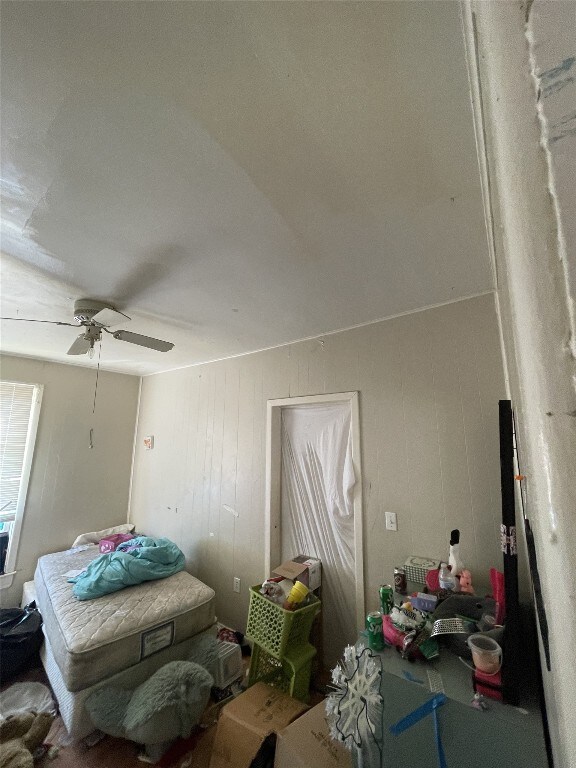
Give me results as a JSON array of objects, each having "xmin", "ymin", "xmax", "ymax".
[
  {"xmin": 233, "ymin": 577, "xmax": 241, "ymax": 593},
  {"xmin": 385, "ymin": 511, "xmax": 398, "ymax": 531}
]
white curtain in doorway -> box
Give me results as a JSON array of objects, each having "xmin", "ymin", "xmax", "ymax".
[{"xmin": 281, "ymin": 403, "xmax": 356, "ymax": 664}]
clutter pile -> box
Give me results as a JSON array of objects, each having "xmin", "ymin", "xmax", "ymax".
[
  {"xmin": 0, "ymin": 711, "xmax": 55, "ymax": 768},
  {"xmin": 245, "ymin": 555, "xmax": 322, "ymax": 702},
  {"xmin": 368, "ymin": 530, "xmax": 505, "ymax": 702},
  {"xmin": 0, "ymin": 682, "xmax": 57, "ymax": 768}
]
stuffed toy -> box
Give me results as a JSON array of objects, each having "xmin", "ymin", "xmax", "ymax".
[
  {"xmin": 86, "ymin": 660, "xmax": 213, "ymax": 762},
  {"xmin": 0, "ymin": 711, "xmax": 54, "ymax": 768}
]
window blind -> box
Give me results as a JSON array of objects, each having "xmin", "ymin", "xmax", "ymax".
[{"xmin": 0, "ymin": 382, "xmax": 36, "ymax": 523}]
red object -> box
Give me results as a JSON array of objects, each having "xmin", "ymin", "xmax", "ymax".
[
  {"xmin": 382, "ymin": 614, "xmax": 405, "ymax": 647},
  {"xmin": 217, "ymin": 626, "xmax": 239, "ymax": 644},
  {"xmin": 382, "ymin": 615, "xmax": 424, "ymax": 659},
  {"xmin": 473, "ymin": 668, "xmax": 503, "ymax": 701},
  {"xmin": 394, "ymin": 567, "xmax": 407, "ymax": 594},
  {"xmin": 98, "ymin": 533, "xmax": 134, "ymax": 553},
  {"xmin": 490, "ymin": 568, "xmax": 506, "ymax": 624},
  {"xmin": 425, "ymin": 568, "xmax": 440, "ymax": 592}
]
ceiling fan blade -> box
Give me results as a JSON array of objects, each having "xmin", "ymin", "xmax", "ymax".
[
  {"xmin": 91, "ymin": 307, "xmax": 131, "ymax": 328},
  {"xmin": 112, "ymin": 330, "xmax": 174, "ymax": 352},
  {"xmin": 67, "ymin": 334, "xmax": 92, "ymax": 355},
  {"xmin": 1, "ymin": 317, "xmax": 78, "ymax": 327}
]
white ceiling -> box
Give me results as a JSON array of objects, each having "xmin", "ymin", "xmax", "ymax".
[{"xmin": 0, "ymin": 1, "xmax": 493, "ymax": 376}]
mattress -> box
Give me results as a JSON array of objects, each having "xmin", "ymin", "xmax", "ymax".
[{"xmin": 35, "ymin": 545, "xmax": 215, "ymax": 692}]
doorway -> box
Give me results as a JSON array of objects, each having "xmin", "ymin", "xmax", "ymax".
[{"xmin": 265, "ymin": 392, "xmax": 364, "ymax": 666}]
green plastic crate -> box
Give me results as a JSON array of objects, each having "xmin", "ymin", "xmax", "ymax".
[
  {"xmin": 248, "ymin": 642, "xmax": 316, "ymax": 702},
  {"xmin": 248, "ymin": 644, "xmax": 285, "ymax": 690},
  {"xmin": 245, "ymin": 585, "xmax": 320, "ymax": 659}
]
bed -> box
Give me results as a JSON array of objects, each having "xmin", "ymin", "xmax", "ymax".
[{"xmin": 34, "ymin": 544, "xmax": 216, "ymax": 740}]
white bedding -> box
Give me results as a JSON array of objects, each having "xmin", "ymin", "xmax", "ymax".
[{"xmin": 34, "ymin": 545, "xmax": 216, "ymax": 691}]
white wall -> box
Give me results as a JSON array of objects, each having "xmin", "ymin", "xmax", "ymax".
[
  {"xmin": 469, "ymin": 4, "xmax": 576, "ymax": 766},
  {"xmin": 130, "ymin": 293, "xmax": 511, "ymax": 634},
  {"xmin": 0, "ymin": 355, "xmax": 140, "ymax": 607}
]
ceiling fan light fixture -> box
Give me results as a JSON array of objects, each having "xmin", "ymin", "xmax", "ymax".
[
  {"xmin": 4, "ymin": 297, "xmax": 174, "ymax": 357},
  {"xmin": 67, "ymin": 325, "xmax": 101, "ymax": 356}
]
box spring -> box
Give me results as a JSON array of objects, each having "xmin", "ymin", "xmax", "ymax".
[{"xmin": 40, "ymin": 628, "xmax": 217, "ymax": 742}]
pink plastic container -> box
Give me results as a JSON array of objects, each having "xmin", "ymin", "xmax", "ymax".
[{"xmin": 99, "ymin": 533, "xmax": 134, "ymax": 553}]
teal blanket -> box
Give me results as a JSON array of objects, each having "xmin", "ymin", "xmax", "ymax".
[{"xmin": 69, "ymin": 537, "xmax": 185, "ymax": 600}]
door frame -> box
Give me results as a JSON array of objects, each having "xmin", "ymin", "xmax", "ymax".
[{"xmin": 264, "ymin": 391, "xmax": 365, "ymax": 629}]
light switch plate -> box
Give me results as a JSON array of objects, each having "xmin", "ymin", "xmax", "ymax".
[{"xmin": 385, "ymin": 511, "xmax": 398, "ymax": 531}]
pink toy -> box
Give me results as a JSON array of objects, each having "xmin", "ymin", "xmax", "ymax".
[{"xmin": 459, "ymin": 568, "xmax": 474, "ymax": 594}]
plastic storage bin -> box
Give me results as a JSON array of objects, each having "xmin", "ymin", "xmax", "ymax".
[
  {"xmin": 245, "ymin": 585, "xmax": 320, "ymax": 659},
  {"xmin": 214, "ymin": 641, "xmax": 243, "ymax": 689}
]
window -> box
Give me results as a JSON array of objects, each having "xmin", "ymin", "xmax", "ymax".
[{"xmin": 0, "ymin": 381, "xmax": 43, "ymax": 588}]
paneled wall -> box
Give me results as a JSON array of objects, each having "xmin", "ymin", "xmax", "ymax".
[
  {"xmin": 470, "ymin": 4, "xmax": 576, "ymax": 763},
  {"xmin": 0, "ymin": 355, "xmax": 139, "ymax": 606},
  {"xmin": 130, "ymin": 294, "xmax": 514, "ymax": 632}
]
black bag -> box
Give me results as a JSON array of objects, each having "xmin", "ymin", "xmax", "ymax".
[{"xmin": 0, "ymin": 602, "xmax": 43, "ymax": 683}]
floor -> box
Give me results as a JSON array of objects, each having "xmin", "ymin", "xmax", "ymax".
[
  {"xmin": 1, "ymin": 655, "xmax": 327, "ymax": 768},
  {"xmin": 1, "ymin": 660, "xmax": 226, "ymax": 768},
  {"xmin": 45, "ymin": 714, "xmax": 218, "ymax": 768}
]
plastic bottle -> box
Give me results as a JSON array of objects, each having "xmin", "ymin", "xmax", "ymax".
[
  {"xmin": 283, "ymin": 580, "xmax": 309, "ymax": 610},
  {"xmin": 438, "ymin": 562, "xmax": 457, "ymax": 591}
]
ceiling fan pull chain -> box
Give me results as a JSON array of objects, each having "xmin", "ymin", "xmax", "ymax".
[
  {"xmin": 89, "ymin": 342, "xmax": 103, "ymax": 448},
  {"xmin": 90, "ymin": 339, "xmax": 103, "ymax": 452},
  {"xmin": 92, "ymin": 354, "xmax": 101, "ymax": 415}
]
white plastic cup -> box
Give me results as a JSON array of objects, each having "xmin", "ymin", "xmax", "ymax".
[{"xmin": 467, "ymin": 633, "xmax": 502, "ymax": 674}]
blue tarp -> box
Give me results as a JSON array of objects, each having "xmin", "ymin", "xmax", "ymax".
[{"xmin": 68, "ymin": 537, "xmax": 185, "ymax": 600}]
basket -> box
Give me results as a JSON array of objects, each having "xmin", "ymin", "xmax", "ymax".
[
  {"xmin": 245, "ymin": 585, "xmax": 320, "ymax": 659},
  {"xmin": 248, "ymin": 642, "xmax": 316, "ymax": 702}
]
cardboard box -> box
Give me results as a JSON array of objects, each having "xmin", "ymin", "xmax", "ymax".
[
  {"xmin": 273, "ymin": 555, "xmax": 322, "ymax": 591},
  {"xmin": 275, "ymin": 701, "xmax": 352, "ymax": 768},
  {"xmin": 209, "ymin": 682, "xmax": 308, "ymax": 768}
]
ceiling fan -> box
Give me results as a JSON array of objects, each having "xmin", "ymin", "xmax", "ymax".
[{"xmin": 1, "ymin": 299, "xmax": 174, "ymax": 356}]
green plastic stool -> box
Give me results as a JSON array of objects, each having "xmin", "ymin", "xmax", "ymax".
[{"xmin": 248, "ymin": 642, "xmax": 316, "ymax": 702}]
